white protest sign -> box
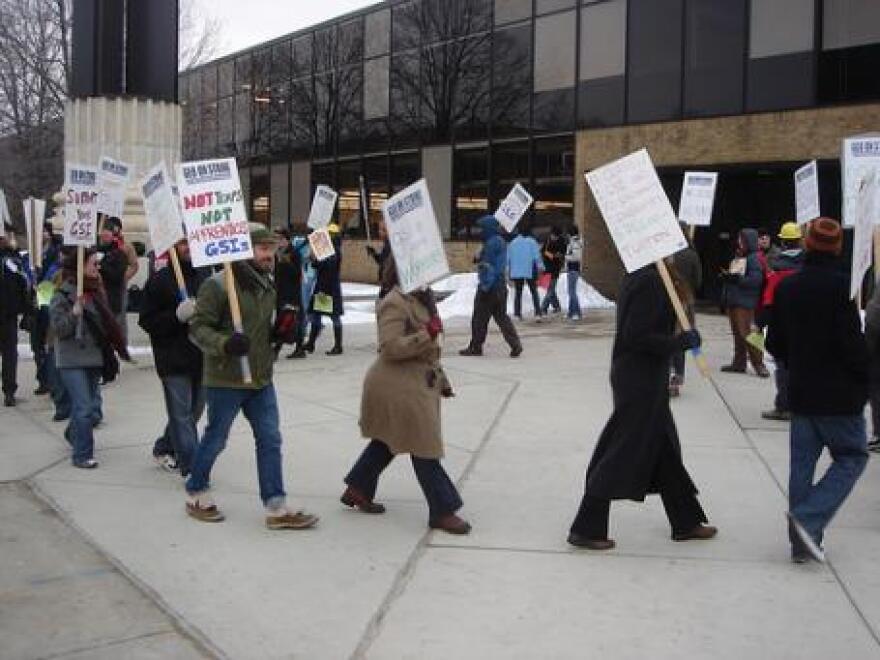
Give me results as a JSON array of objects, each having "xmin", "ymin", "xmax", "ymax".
[
  {"xmin": 308, "ymin": 227, "xmax": 336, "ymax": 262},
  {"xmin": 97, "ymin": 156, "xmax": 132, "ymax": 219},
  {"xmin": 63, "ymin": 164, "xmax": 100, "ymax": 247},
  {"xmin": 586, "ymin": 149, "xmax": 688, "ymax": 273},
  {"xmin": 0, "ymin": 188, "xmax": 9, "ymax": 236},
  {"xmin": 851, "ymin": 172, "xmax": 878, "ymax": 300},
  {"xmin": 176, "ymin": 158, "xmax": 252, "ymax": 268},
  {"xmin": 842, "ymin": 135, "xmax": 880, "ymax": 227},
  {"xmin": 140, "ymin": 162, "xmax": 185, "ymax": 257},
  {"xmin": 677, "ymin": 171, "xmax": 718, "ymax": 227},
  {"xmin": 495, "ymin": 183, "xmax": 534, "ymax": 233},
  {"xmin": 307, "ymin": 185, "xmax": 338, "ymax": 229},
  {"xmin": 22, "ymin": 198, "xmax": 46, "ymax": 264},
  {"xmin": 794, "ymin": 160, "xmax": 821, "ymax": 225},
  {"xmin": 382, "ymin": 178, "xmax": 450, "ymax": 293}
]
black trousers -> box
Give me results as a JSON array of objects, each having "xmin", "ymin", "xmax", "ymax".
[
  {"xmin": 0, "ymin": 316, "xmax": 18, "ymax": 396},
  {"xmin": 468, "ymin": 284, "xmax": 521, "ymax": 351},
  {"xmin": 345, "ymin": 439, "xmax": 463, "ymax": 520},
  {"xmin": 512, "ymin": 278, "xmax": 541, "ymax": 318},
  {"xmin": 570, "ymin": 444, "xmax": 707, "ymax": 539}
]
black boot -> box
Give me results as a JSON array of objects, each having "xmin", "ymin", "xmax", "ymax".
[{"xmin": 326, "ymin": 325, "xmax": 343, "ymax": 356}]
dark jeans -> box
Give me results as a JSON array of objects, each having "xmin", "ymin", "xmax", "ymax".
[
  {"xmin": 541, "ymin": 275, "xmax": 561, "ymax": 314},
  {"xmin": 46, "ymin": 347, "xmax": 71, "ymax": 419},
  {"xmin": 345, "ymin": 439, "xmax": 463, "ymax": 520},
  {"xmin": 60, "ymin": 368, "xmax": 101, "ymax": 464},
  {"xmin": 512, "ymin": 278, "xmax": 541, "ymax": 318},
  {"xmin": 1, "ymin": 315, "xmax": 18, "ymax": 396},
  {"xmin": 570, "ymin": 443, "xmax": 707, "ymax": 540},
  {"xmin": 468, "ymin": 284, "xmax": 521, "ymax": 351},
  {"xmin": 186, "ymin": 384, "xmax": 286, "ymax": 508},
  {"xmin": 789, "ymin": 415, "xmax": 867, "ymax": 548},
  {"xmin": 774, "ymin": 364, "xmax": 790, "ymax": 412},
  {"xmin": 152, "ymin": 374, "xmax": 205, "ymax": 476},
  {"xmin": 31, "ymin": 307, "xmax": 50, "ymax": 389}
]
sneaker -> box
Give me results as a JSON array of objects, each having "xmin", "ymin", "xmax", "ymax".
[
  {"xmin": 786, "ymin": 512, "xmax": 824, "ymax": 563},
  {"xmin": 761, "ymin": 409, "xmax": 791, "ymax": 421},
  {"xmin": 154, "ymin": 454, "xmax": 178, "ymax": 473},
  {"xmin": 186, "ymin": 493, "xmax": 225, "ymax": 523},
  {"xmin": 266, "ymin": 509, "xmax": 319, "ymax": 530},
  {"xmin": 868, "ymin": 437, "xmax": 880, "ymax": 453},
  {"xmin": 73, "ymin": 458, "xmax": 99, "ymax": 469}
]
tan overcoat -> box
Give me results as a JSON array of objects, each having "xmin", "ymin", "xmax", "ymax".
[{"xmin": 359, "ymin": 287, "xmax": 450, "ymax": 459}]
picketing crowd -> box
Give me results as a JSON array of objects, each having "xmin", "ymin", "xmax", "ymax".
[{"xmin": 0, "ymin": 208, "xmax": 871, "ymax": 562}]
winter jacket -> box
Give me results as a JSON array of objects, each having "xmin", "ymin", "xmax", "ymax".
[
  {"xmin": 138, "ymin": 259, "xmax": 208, "ymax": 379},
  {"xmin": 49, "ymin": 281, "xmax": 105, "ymax": 369},
  {"xmin": 766, "ymin": 252, "xmax": 868, "ymax": 416},
  {"xmin": 762, "ymin": 248, "xmax": 804, "ymax": 308},
  {"xmin": 723, "ymin": 228, "xmax": 764, "ymax": 310},
  {"xmin": 565, "ymin": 236, "xmax": 584, "ymax": 271},
  {"xmin": 98, "ymin": 243, "xmax": 128, "ymax": 314},
  {"xmin": 274, "ymin": 247, "xmax": 303, "ymax": 311},
  {"xmin": 0, "ymin": 247, "xmax": 29, "ymax": 321},
  {"xmin": 309, "ymin": 236, "xmax": 344, "ymax": 316},
  {"xmin": 190, "ymin": 261, "xmax": 277, "ymax": 389},
  {"xmin": 476, "ymin": 216, "xmax": 507, "ymax": 292},
  {"xmin": 507, "ymin": 235, "xmax": 543, "ymax": 280},
  {"xmin": 542, "ymin": 234, "xmax": 567, "ymax": 277},
  {"xmin": 673, "ymin": 246, "xmax": 702, "ymax": 304}
]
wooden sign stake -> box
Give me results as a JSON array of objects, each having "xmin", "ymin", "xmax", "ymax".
[
  {"xmin": 656, "ymin": 258, "xmax": 709, "ymax": 377},
  {"xmin": 168, "ymin": 246, "xmax": 188, "ymax": 301},
  {"xmin": 75, "ymin": 244, "xmax": 85, "ymax": 340},
  {"xmin": 224, "ymin": 262, "xmax": 252, "ymax": 384}
]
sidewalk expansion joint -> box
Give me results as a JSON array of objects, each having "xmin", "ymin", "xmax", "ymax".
[{"xmin": 31, "ymin": 629, "xmax": 177, "ymax": 660}]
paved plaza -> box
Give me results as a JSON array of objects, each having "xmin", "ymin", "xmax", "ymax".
[{"xmin": 2, "ymin": 312, "xmax": 880, "ymax": 659}]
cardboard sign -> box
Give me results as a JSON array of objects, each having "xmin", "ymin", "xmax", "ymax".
[
  {"xmin": 678, "ymin": 171, "xmax": 718, "ymax": 227},
  {"xmin": 140, "ymin": 162, "xmax": 185, "ymax": 257},
  {"xmin": 851, "ymin": 171, "xmax": 879, "ymax": 300},
  {"xmin": 63, "ymin": 164, "xmax": 100, "ymax": 247},
  {"xmin": 495, "ymin": 183, "xmax": 534, "ymax": 233},
  {"xmin": 97, "ymin": 156, "xmax": 132, "ymax": 219},
  {"xmin": 382, "ymin": 178, "xmax": 450, "ymax": 293},
  {"xmin": 307, "ymin": 185, "xmax": 338, "ymax": 230},
  {"xmin": 0, "ymin": 188, "xmax": 9, "ymax": 236},
  {"xmin": 585, "ymin": 149, "xmax": 688, "ymax": 273},
  {"xmin": 842, "ymin": 135, "xmax": 880, "ymax": 227},
  {"xmin": 308, "ymin": 227, "xmax": 336, "ymax": 262},
  {"xmin": 176, "ymin": 158, "xmax": 252, "ymax": 268},
  {"xmin": 794, "ymin": 160, "xmax": 821, "ymax": 225},
  {"xmin": 22, "ymin": 198, "xmax": 46, "ymax": 265}
]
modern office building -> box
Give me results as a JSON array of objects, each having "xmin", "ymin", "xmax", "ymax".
[{"xmin": 180, "ymin": 0, "xmax": 880, "ymax": 297}]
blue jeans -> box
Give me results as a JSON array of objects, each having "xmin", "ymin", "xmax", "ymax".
[
  {"xmin": 46, "ymin": 347, "xmax": 71, "ymax": 419},
  {"xmin": 186, "ymin": 385, "xmax": 286, "ymax": 507},
  {"xmin": 60, "ymin": 368, "xmax": 101, "ymax": 464},
  {"xmin": 789, "ymin": 415, "xmax": 868, "ymax": 546},
  {"xmin": 541, "ymin": 275, "xmax": 561, "ymax": 314},
  {"xmin": 152, "ymin": 375, "xmax": 205, "ymax": 476},
  {"xmin": 566, "ymin": 268, "xmax": 582, "ymax": 319}
]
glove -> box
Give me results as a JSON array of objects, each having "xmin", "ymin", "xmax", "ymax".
[
  {"xmin": 223, "ymin": 332, "xmax": 251, "ymax": 357},
  {"xmin": 678, "ymin": 329, "xmax": 702, "ymax": 351},
  {"xmin": 425, "ymin": 315, "xmax": 443, "ymax": 339},
  {"xmin": 175, "ymin": 298, "xmax": 197, "ymax": 323},
  {"xmin": 441, "ymin": 385, "xmax": 455, "ymax": 398},
  {"xmin": 273, "ymin": 305, "xmax": 298, "ymax": 345}
]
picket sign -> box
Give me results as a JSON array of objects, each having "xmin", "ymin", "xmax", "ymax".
[
  {"xmin": 852, "ymin": 171, "xmax": 879, "ymax": 301},
  {"xmin": 97, "ymin": 156, "xmax": 133, "ymax": 219},
  {"xmin": 842, "ymin": 135, "xmax": 880, "ymax": 228},
  {"xmin": 176, "ymin": 157, "xmax": 254, "ymax": 383},
  {"xmin": 359, "ymin": 175, "xmax": 372, "ymax": 243},
  {"xmin": 307, "ymin": 185, "xmax": 338, "ymax": 230},
  {"xmin": 140, "ymin": 162, "xmax": 187, "ymax": 298},
  {"xmin": 495, "ymin": 183, "xmax": 534, "ymax": 233},
  {"xmin": 586, "ymin": 149, "xmax": 708, "ymax": 376},
  {"xmin": 308, "ymin": 227, "xmax": 336, "ymax": 262},
  {"xmin": 23, "ymin": 197, "xmax": 46, "ymax": 269},
  {"xmin": 794, "ymin": 160, "xmax": 821, "ymax": 225}
]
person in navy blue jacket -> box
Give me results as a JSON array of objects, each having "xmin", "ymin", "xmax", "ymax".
[{"xmin": 459, "ymin": 216, "xmax": 522, "ymax": 358}]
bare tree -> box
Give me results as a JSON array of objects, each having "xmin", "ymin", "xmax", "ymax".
[{"xmin": 180, "ymin": 0, "xmax": 223, "ymax": 72}]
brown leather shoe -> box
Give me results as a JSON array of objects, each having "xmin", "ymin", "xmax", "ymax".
[
  {"xmin": 567, "ymin": 533, "xmax": 616, "ymax": 550},
  {"xmin": 266, "ymin": 510, "xmax": 320, "ymax": 530},
  {"xmin": 429, "ymin": 513, "xmax": 471, "ymax": 535},
  {"xmin": 340, "ymin": 486, "xmax": 386, "ymax": 514},
  {"xmin": 672, "ymin": 524, "xmax": 718, "ymax": 541}
]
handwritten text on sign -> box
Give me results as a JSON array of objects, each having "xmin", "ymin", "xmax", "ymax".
[
  {"xmin": 176, "ymin": 158, "xmax": 253, "ymax": 268},
  {"xmin": 586, "ymin": 149, "xmax": 687, "ymax": 273},
  {"xmin": 383, "ymin": 179, "xmax": 450, "ymax": 293},
  {"xmin": 63, "ymin": 165, "xmax": 99, "ymax": 247},
  {"xmin": 678, "ymin": 171, "xmax": 717, "ymax": 227},
  {"xmin": 842, "ymin": 135, "xmax": 880, "ymax": 227}
]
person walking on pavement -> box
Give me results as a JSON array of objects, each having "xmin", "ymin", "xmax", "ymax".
[
  {"xmin": 138, "ymin": 238, "xmax": 208, "ymax": 477},
  {"xmin": 507, "ymin": 226, "xmax": 544, "ymax": 321},
  {"xmin": 341, "ymin": 257, "xmax": 471, "ymax": 534},
  {"xmin": 272, "ymin": 228, "xmax": 304, "ymax": 358},
  {"xmin": 304, "ymin": 223, "xmax": 344, "ymax": 356},
  {"xmin": 720, "ymin": 228, "xmax": 769, "ymax": 377},
  {"xmin": 27, "ymin": 222, "xmax": 62, "ymax": 396},
  {"xmin": 185, "ymin": 224, "xmax": 318, "ymax": 530},
  {"xmin": 760, "ymin": 222, "xmax": 805, "ymax": 421},
  {"xmin": 1, "ymin": 226, "xmax": 31, "ymax": 406},
  {"xmin": 540, "ymin": 225, "xmax": 566, "ymax": 316},
  {"xmin": 568, "ymin": 261, "xmax": 716, "ymax": 550},
  {"xmin": 459, "ymin": 215, "xmax": 522, "ymax": 358},
  {"xmin": 766, "ymin": 218, "xmax": 869, "ymax": 563},
  {"xmin": 564, "ymin": 226, "xmax": 584, "ymax": 321},
  {"xmin": 286, "ymin": 236, "xmax": 314, "ymax": 359},
  {"xmin": 669, "ymin": 232, "xmax": 702, "ymax": 397},
  {"xmin": 865, "ymin": 283, "xmax": 880, "ymax": 453},
  {"xmin": 97, "ymin": 216, "xmax": 138, "ymax": 343}
]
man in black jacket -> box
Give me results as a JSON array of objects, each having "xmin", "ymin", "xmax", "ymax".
[
  {"xmin": 138, "ymin": 239, "xmax": 208, "ymax": 476},
  {"xmin": 0, "ymin": 226, "xmax": 30, "ymax": 406},
  {"xmin": 766, "ymin": 217, "xmax": 869, "ymax": 563}
]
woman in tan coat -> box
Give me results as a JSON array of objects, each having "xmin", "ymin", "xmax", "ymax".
[{"xmin": 341, "ymin": 260, "xmax": 470, "ymax": 534}]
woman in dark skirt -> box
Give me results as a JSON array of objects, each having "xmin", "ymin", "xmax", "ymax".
[{"xmin": 568, "ymin": 260, "xmax": 717, "ymax": 550}]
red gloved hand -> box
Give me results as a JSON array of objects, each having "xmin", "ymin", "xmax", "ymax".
[{"xmin": 425, "ymin": 315, "xmax": 443, "ymax": 339}]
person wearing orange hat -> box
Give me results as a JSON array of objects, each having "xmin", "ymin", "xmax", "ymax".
[{"xmin": 766, "ymin": 217, "xmax": 869, "ymax": 563}]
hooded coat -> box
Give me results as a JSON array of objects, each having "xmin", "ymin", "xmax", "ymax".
[
  {"xmin": 724, "ymin": 228, "xmax": 764, "ymax": 310},
  {"xmin": 309, "ymin": 235, "xmax": 344, "ymax": 316},
  {"xmin": 476, "ymin": 216, "xmax": 507, "ymax": 292},
  {"xmin": 583, "ymin": 264, "xmax": 696, "ymax": 501}
]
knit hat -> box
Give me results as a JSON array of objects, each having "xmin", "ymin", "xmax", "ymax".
[
  {"xmin": 249, "ymin": 222, "xmax": 278, "ymax": 245},
  {"xmin": 805, "ymin": 217, "xmax": 842, "ymax": 255}
]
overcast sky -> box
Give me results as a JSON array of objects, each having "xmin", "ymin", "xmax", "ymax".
[{"xmin": 206, "ymin": 0, "xmax": 382, "ymax": 59}]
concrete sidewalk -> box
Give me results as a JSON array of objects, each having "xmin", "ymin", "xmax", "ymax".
[{"xmin": 3, "ymin": 312, "xmax": 880, "ymax": 659}]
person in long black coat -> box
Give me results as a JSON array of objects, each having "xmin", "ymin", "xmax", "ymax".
[
  {"xmin": 305, "ymin": 225, "xmax": 344, "ymax": 355},
  {"xmin": 568, "ymin": 262, "xmax": 717, "ymax": 550}
]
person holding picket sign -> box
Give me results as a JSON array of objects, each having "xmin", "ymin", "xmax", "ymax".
[{"xmin": 304, "ymin": 223, "xmax": 344, "ymax": 356}]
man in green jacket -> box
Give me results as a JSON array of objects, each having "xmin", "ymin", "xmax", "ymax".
[{"xmin": 184, "ymin": 224, "xmax": 318, "ymax": 530}]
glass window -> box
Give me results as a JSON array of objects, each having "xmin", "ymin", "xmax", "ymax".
[
  {"xmin": 312, "ymin": 162, "xmax": 336, "ymax": 192},
  {"xmin": 823, "ymin": 0, "xmax": 880, "ymax": 50},
  {"xmin": 235, "ymin": 54, "xmax": 252, "ymax": 95},
  {"xmin": 315, "ymin": 27, "xmax": 336, "ymax": 73},
  {"xmin": 218, "ymin": 96, "xmax": 234, "ymax": 152},
  {"xmin": 494, "ymin": 0, "xmax": 531, "ymax": 25},
  {"xmin": 200, "ymin": 101, "xmax": 217, "ymax": 155},
  {"xmin": 200, "ymin": 65, "xmax": 217, "ymax": 101},
  {"xmin": 453, "ymin": 147, "xmax": 489, "ymax": 240},
  {"xmin": 750, "ymin": 0, "xmax": 814, "ymax": 59},
  {"xmin": 579, "ymin": 0, "xmax": 626, "ymax": 81},
  {"xmin": 338, "ymin": 65, "xmax": 364, "ymax": 155},
  {"xmin": 218, "ymin": 60, "xmax": 235, "ymax": 98},
  {"xmin": 179, "ymin": 74, "xmax": 190, "ymax": 105},
  {"xmin": 492, "ymin": 140, "xmax": 530, "ymax": 212},
  {"xmin": 314, "ymin": 72, "xmax": 336, "ymax": 158},
  {"xmin": 492, "ymin": 24, "xmax": 531, "ymax": 138},
  {"xmin": 292, "ymin": 35, "xmax": 313, "ymax": 76},
  {"xmin": 251, "ymin": 166, "xmax": 270, "ymax": 226},
  {"xmin": 533, "ymin": 88, "xmax": 575, "ymax": 131},
  {"xmin": 364, "ymin": 56, "xmax": 390, "ymax": 120},
  {"xmin": 534, "ymin": 11, "xmax": 576, "ymax": 92},
  {"xmin": 364, "ymin": 156, "xmax": 390, "ymax": 234},
  {"xmin": 626, "ymin": 0, "xmax": 683, "ymax": 124},
  {"xmin": 268, "ymin": 81, "xmax": 290, "ymax": 154},
  {"xmin": 235, "ymin": 91, "xmax": 252, "ymax": 154},
  {"xmin": 290, "ymin": 76, "xmax": 315, "ymax": 157},
  {"xmin": 392, "ymin": 2, "xmax": 420, "ymax": 52},
  {"xmin": 391, "ymin": 152, "xmax": 421, "ymax": 193},
  {"xmin": 452, "ymin": 36, "xmax": 491, "ymax": 142},
  {"xmin": 365, "ymin": 8, "xmax": 391, "ymax": 58},
  {"xmin": 182, "ymin": 101, "xmax": 199, "ymax": 159},
  {"xmin": 536, "ymin": 0, "xmax": 575, "ymax": 14},
  {"xmin": 682, "ymin": 0, "xmax": 746, "ymax": 118},
  {"xmin": 421, "ymin": 0, "xmax": 491, "ymax": 44},
  {"xmin": 270, "ymin": 163, "xmax": 290, "ymax": 227},
  {"xmin": 271, "ymin": 39, "xmax": 292, "ymax": 84},
  {"xmin": 337, "ymin": 159, "xmax": 363, "ymax": 235},
  {"xmin": 532, "ymin": 136, "xmax": 574, "ymax": 230},
  {"xmin": 819, "ymin": 42, "xmax": 880, "ymax": 103},
  {"xmin": 338, "ymin": 18, "xmax": 364, "ymax": 65},
  {"xmin": 389, "ymin": 53, "xmax": 421, "ymax": 148}
]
